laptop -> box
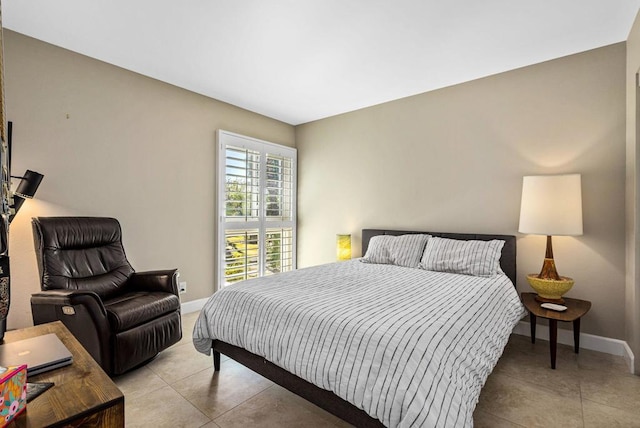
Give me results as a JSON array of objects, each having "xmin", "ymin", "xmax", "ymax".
[{"xmin": 0, "ymin": 333, "xmax": 73, "ymax": 376}]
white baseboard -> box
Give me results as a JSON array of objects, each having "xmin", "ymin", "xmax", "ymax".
[
  {"xmin": 512, "ymin": 321, "xmax": 635, "ymax": 373},
  {"xmin": 623, "ymin": 341, "xmax": 635, "ymax": 374},
  {"xmin": 181, "ymin": 297, "xmax": 209, "ymax": 314}
]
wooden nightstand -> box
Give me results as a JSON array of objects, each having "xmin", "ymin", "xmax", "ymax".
[{"xmin": 521, "ymin": 292, "xmax": 591, "ymax": 369}]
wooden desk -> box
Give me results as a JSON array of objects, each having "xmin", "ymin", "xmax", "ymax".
[
  {"xmin": 9, "ymin": 321, "xmax": 124, "ymax": 427},
  {"xmin": 521, "ymin": 292, "xmax": 592, "ymax": 370}
]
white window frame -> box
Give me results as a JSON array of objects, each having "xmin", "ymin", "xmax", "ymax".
[{"xmin": 217, "ymin": 130, "xmax": 297, "ymax": 289}]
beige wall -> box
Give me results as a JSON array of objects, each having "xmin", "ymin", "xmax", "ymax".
[
  {"xmin": 626, "ymin": 11, "xmax": 640, "ymax": 373},
  {"xmin": 3, "ymin": 30, "xmax": 295, "ymax": 330},
  {"xmin": 296, "ymin": 43, "xmax": 626, "ymax": 340},
  {"xmin": 1, "ymin": 28, "xmax": 629, "ymax": 343}
]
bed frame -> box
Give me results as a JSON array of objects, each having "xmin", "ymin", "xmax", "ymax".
[{"xmin": 211, "ymin": 229, "xmax": 517, "ymax": 427}]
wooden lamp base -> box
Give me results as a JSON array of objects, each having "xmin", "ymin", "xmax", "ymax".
[
  {"xmin": 535, "ymin": 295, "xmax": 567, "ymax": 304},
  {"xmin": 526, "ymin": 236, "xmax": 575, "ymax": 304}
]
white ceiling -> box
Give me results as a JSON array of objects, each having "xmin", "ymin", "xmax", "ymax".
[{"xmin": 3, "ymin": 1, "xmax": 640, "ymax": 125}]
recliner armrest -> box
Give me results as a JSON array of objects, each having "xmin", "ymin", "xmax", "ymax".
[
  {"xmin": 31, "ymin": 289, "xmax": 107, "ymax": 317},
  {"xmin": 128, "ymin": 269, "xmax": 179, "ymax": 295},
  {"xmin": 31, "ymin": 289, "xmax": 113, "ymax": 372}
]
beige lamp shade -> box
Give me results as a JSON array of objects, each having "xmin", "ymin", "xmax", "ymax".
[
  {"xmin": 518, "ymin": 174, "xmax": 583, "ymax": 236},
  {"xmin": 336, "ymin": 234, "xmax": 351, "ymax": 261}
]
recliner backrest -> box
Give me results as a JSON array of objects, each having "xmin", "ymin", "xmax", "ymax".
[{"xmin": 32, "ymin": 217, "xmax": 135, "ymax": 300}]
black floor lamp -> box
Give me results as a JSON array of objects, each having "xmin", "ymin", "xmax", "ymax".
[{"xmin": 0, "ymin": 122, "xmax": 44, "ymax": 340}]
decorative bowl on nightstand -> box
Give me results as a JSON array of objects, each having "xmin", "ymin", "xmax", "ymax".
[{"xmin": 526, "ymin": 274, "xmax": 574, "ymax": 303}]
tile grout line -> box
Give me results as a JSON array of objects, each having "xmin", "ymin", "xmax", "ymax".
[
  {"xmin": 167, "ymin": 381, "xmax": 213, "ymax": 426},
  {"xmin": 163, "ymin": 355, "xmax": 276, "ymax": 425},
  {"xmin": 210, "ymin": 384, "xmax": 277, "ymax": 424},
  {"xmin": 477, "ymin": 409, "xmax": 528, "ymax": 428},
  {"xmin": 578, "ymin": 367, "xmax": 586, "ymax": 427},
  {"xmin": 161, "ymin": 359, "xmax": 229, "ymax": 425},
  {"xmin": 114, "ymin": 368, "xmax": 170, "ymax": 400},
  {"xmin": 491, "ymin": 369, "xmax": 581, "ymax": 400},
  {"xmin": 123, "ymin": 342, "xmax": 217, "ymax": 426},
  {"xmin": 580, "ymin": 396, "xmax": 640, "ymax": 416}
]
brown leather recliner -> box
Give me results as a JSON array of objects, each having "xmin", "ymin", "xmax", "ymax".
[{"xmin": 30, "ymin": 217, "xmax": 182, "ymax": 376}]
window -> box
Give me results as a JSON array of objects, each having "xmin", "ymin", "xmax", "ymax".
[{"xmin": 217, "ymin": 130, "xmax": 296, "ymax": 287}]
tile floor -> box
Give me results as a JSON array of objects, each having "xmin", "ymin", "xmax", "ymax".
[{"xmin": 114, "ymin": 312, "xmax": 640, "ymax": 427}]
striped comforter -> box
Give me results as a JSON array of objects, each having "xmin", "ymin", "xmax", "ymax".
[{"xmin": 193, "ymin": 260, "xmax": 525, "ymax": 427}]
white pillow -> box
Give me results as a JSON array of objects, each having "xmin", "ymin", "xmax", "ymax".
[
  {"xmin": 361, "ymin": 235, "xmax": 393, "ymax": 265},
  {"xmin": 361, "ymin": 234, "xmax": 430, "ymax": 268},
  {"xmin": 420, "ymin": 237, "xmax": 504, "ymax": 277}
]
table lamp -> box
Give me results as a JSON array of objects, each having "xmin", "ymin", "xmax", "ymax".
[
  {"xmin": 518, "ymin": 174, "xmax": 583, "ymax": 303},
  {"xmin": 336, "ymin": 234, "xmax": 351, "ymax": 261}
]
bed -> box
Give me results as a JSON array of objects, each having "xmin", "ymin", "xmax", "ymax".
[{"xmin": 193, "ymin": 229, "xmax": 525, "ymax": 427}]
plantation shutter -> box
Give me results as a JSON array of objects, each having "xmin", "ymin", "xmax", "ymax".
[{"xmin": 218, "ymin": 131, "xmax": 296, "ymax": 287}]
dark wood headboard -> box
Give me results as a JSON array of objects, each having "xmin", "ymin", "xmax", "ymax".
[{"xmin": 362, "ymin": 229, "xmax": 517, "ymax": 286}]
